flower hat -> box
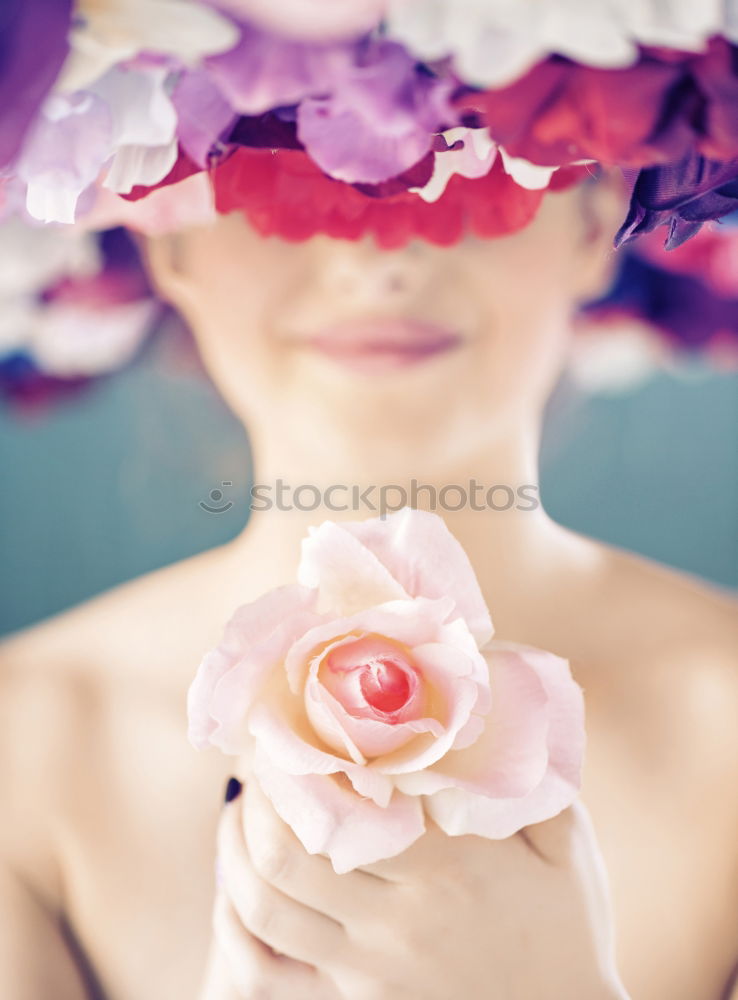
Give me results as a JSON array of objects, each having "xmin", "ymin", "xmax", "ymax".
[{"xmin": 3, "ymin": 0, "xmax": 738, "ymax": 402}]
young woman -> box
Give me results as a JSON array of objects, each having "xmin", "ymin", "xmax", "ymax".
[{"xmin": 1, "ymin": 173, "xmax": 736, "ymax": 999}]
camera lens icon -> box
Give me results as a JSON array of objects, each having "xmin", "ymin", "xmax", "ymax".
[{"xmin": 200, "ymin": 481, "xmax": 234, "ymax": 514}]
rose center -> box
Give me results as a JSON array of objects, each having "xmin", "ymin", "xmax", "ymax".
[{"xmin": 359, "ymin": 657, "xmax": 412, "ymax": 714}]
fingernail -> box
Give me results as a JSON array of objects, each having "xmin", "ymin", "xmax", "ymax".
[{"xmin": 224, "ymin": 777, "xmax": 242, "ymax": 805}]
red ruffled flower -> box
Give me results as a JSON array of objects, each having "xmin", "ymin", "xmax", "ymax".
[
  {"xmin": 465, "ymin": 38, "xmax": 738, "ymax": 170},
  {"xmin": 211, "ymin": 146, "xmax": 553, "ymax": 248}
]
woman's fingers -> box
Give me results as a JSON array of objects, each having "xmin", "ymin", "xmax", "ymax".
[
  {"xmin": 213, "ymin": 891, "xmax": 331, "ymax": 1000},
  {"xmin": 242, "ymin": 780, "xmax": 391, "ymax": 919},
  {"xmin": 218, "ymin": 794, "xmax": 346, "ymax": 969}
]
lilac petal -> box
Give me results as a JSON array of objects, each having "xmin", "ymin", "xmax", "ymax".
[
  {"xmin": 298, "ymin": 97, "xmax": 433, "ymax": 184},
  {"xmin": 0, "ymin": 0, "xmax": 72, "ymax": 167},
  {"xmin": 297, "ymin": 39, "xmax": 456, "ymax": 184},
  {"xmin": 171, "ymin": 69, "xmax": 237, "ymax": 167},
  {"xmin": 17, "ymin": 92, "xmax": 114, "ymax": 224},
  {"xmin": 206, "ymin": 23, "xmax": 349, "ymax": 115}
]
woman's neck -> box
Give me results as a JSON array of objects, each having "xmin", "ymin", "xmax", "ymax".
[{"xmin": 223, "ymin": 422, "xmax": 595, "ymax": 639}]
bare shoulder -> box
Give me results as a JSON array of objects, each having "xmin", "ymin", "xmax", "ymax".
[
  {"xmin": 596, "ymin": 540, "xmax": 738, "ymax": 669},
  {"xmin": 573, "ymin": 535, "xmax": 738, "ymax": 800},
  {"xmin": 0, "ymin": 544, "xmax": 232, "ymax": 891}
]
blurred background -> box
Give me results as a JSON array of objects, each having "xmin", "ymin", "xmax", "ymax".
[{"xmin": 1, "ymin": 318, "xmax": 737, "ymax": 637}]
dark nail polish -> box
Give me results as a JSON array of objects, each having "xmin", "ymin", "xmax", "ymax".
[{"xmin": 224, "ymin": 777, "xmax": 243, "ymax": 804}]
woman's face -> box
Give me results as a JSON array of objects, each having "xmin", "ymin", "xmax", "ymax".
[{"xmin": 147, "ymin": 181, "xmax": 621, "ymax": 475}]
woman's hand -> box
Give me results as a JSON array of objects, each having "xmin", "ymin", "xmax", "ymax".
[{"xmin": 207, "ymin": 778, "xmax": 629, "ymax": 1000}]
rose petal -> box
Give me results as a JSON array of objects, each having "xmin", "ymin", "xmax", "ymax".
[
  {"xmin": 186, "ymin": 584, "xmax": 319, "ymax": 751},
  {"xmin": 307, "ymin": 673, "xmax": 444, "ymax": 760},
  {"xmin": 253, "ymin": 747, "xmax": 426, "ymax": 874},
  {"xmin": 284, "ymin": 596, "xmax": 455, "ymax": 693},
  {"xmin": 393, "ymin": 644, "xmax": 555, "ymax": 799},
  {"xmin": 248, "ymin": 699, "xmax": 395, "ymax": 806},
  {"xmin": 423, "ymin": 643, "xmax": 585, "ymax": 837},
  {"xmin": 316, "ymin": 633, "xmax": 423, "ymax": 721},
  {"xmin": 299, "ymin": 519, "xmax": 410, "ymax": 616},
  {"xmin": 304, "ymin": 676, "xmax": 369, "ymax": 764},
  {"xmin": 344, "ymin": 508, "xmax": 493, "ymax": 647},
  {"xmin": 373, "ymin": 641, "xmax": 482, "ymax": 775}
]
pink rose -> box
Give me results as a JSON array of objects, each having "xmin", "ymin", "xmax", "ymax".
[{"xmin": 188, "ymin": 508, "xmax": 584, "ymax": 873}]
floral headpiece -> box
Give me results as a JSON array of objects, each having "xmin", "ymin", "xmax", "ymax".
[{"xmin": 3, "ymin": 0, "xmax": 738, "ymax": 400}]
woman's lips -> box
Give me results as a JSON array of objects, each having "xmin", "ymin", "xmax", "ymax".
[{"xmin": 297, "ymin": 319, "xmax": 463, "ymax": 373}]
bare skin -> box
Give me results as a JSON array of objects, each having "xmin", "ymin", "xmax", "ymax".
[{"xmin": 1, "ymin": 181, "xmax": 737, "ymax": 999}]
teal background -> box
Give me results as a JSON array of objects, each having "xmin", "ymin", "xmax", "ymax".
[{"xmin": 1, "ymin": 325, "xmax": 737, "ymax": 636}]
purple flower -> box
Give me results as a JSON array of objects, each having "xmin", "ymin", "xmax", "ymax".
[
  {"xmin": 0, "ymin": 0, "xmax": 73, "ymax": 167},
  {"xmin": 171, "ymin": 69, "xmax": 237, "ymax": 167},
  {"xmin": 616, "ymin": 153, "xmax": 738, "ymax": 250},
  {"xmin": 205, "ymin": 22, "xmax": 346, "ymax": 115},
  {"xmin": 296, "ymin": 41, "xmax": 457, "ymax": 184},
  {"xmin": 206, "ymin": 24, "xmax": 457, "ymax": 183}
]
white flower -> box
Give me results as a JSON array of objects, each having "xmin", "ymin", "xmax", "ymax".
[
  {"xmin": 91, "ymin": 66, "xmax": 178, "ymax": 196},
  {"xmin": 18, "ymin": 66, "xmax": 178, "ymax": 224},
  {"xmin": 498, "ymin": 148, "xmax": 558, "ymax": 190},
  {"xmin": 407, "ymin": 127, "xmax": 576, "ymax": 202},
  {"xmin": 60, "ymin": 0, "xmax": 239, "ymax": 93},
  {"xmin": 0, "ymin": 218, "xmax": 154, "ymax": 375},
  {"xmin": 724, "ymin": 0, "xmax": 738, "ymax": 42},
  {"xmin": 567, "ymin": 319, "xmax": 667, "ymax": 395},
  {"xmin": 386, "ymin": 0, "xmax": 726, "ymax": 88},
  {"xmin": 0, "ymin": 219, "xmax": 100, "ymax": 301},
  {"xmin": 409, "ymin": 127, "xmax": 497, "ymax": 202},
  {"xmin": 30, "ymin": 298, "xmax": 156, "ymax": 376},
  {"xmin": 211, "ymin": 0, "xmax": 387, "ymax": 40}
]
